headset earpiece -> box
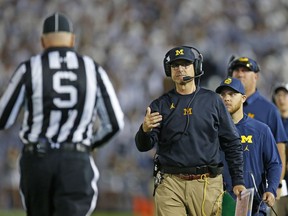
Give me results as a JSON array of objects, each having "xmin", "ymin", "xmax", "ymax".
[
  {"xmin": 193, "ymin": 53, "xmax": 203, "ymax": 76},
  {"xmin": 163, "ymin": 52, "xmax": 171, "ymax": 77},
  {"xmin": 163, "ymin": 46, "xmax": 203, "ymax": 77}
]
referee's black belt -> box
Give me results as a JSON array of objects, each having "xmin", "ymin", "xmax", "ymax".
[
  {"xmin": 160, "ymin": 164, "xmax": 223, "ymax": 175},
  {"xmin": 23, "ymin": 142, "xmax": 91, "ymax": 154}
]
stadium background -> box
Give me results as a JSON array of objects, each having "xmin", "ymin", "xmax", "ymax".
[{"xmin": 0, "ymin": 0, "xmax": 288, "ymax": 215}]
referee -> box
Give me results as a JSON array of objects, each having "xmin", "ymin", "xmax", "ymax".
[{"xmin": 0, "ymin": 13, "xmax": 124, "ymax": 216}]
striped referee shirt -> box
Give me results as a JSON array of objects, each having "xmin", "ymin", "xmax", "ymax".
[{"xmin": 0, "ymin": 47, "xmax": 124, "ymax": 149}]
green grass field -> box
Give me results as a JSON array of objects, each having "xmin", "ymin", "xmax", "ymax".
[{"xmin": 0, "ymin": 210, "xmax": 133, "ymax": 216}]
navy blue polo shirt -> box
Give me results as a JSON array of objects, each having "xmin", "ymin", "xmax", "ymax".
[
  {"xmin": 222, "ymin": 114, "xmax": 282, "ymax": 213},
  {"xmin": 244, "ymin": 90, "xmax": 288, "ymax": 143}
]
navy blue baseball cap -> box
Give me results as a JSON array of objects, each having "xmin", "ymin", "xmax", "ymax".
[
  {"xmin": 228, "ymin": 57, "xmax": 260, "ymax": 74},
  {"xmin": 216, "ymin": 77, "xmax": 245, "ymax": 95},
  {"xmin": 43, "ymin": 13, "xmax": 73, "ymax": 34},
  {"xmin": 167, "ymin": 46, "xmax": 195, "ymax": 63}
]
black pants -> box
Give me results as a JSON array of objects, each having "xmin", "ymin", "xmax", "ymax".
[{"xmin": 20, "ymin": 151, "xmax": 99, "ymax": 216}]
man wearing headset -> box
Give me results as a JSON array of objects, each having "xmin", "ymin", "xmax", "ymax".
[{"xmin": 135, "ymin": 46, "xmax": 245, "ymax": 216}]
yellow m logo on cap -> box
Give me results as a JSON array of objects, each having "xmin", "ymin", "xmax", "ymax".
[
  {"xmin": 175, "ymin": 49, "xmax": 184, "ymax": 56},
  {"xmin": 239, "ymin": 57, "xmax": 249, "ymax": 62},
  {"xmin": 224, "ymin": 78, "xmax": 232, "ymax": 84}
]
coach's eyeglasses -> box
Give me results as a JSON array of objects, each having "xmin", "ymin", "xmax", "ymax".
[{"xmin": 170, "ymin": 61, "xmax": 193, "ymax": 69}]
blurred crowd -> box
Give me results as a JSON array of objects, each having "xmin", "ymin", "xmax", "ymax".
[{"xmin": 0, "ymin": 0, "xmax": 288, "ymax": 211}]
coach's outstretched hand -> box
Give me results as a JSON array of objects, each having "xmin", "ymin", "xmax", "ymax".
[{"xmin": 142, "ymin": 107, "xmax": 162, "ymax": 132}]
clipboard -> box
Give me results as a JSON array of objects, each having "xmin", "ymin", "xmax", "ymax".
[{"xmin": 235, "ymin": 188, "xmax": 254, "ymax": 216}]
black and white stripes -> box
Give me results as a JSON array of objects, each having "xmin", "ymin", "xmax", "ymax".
[{"xmin": 0, "ymin": 47, "xmax": 124, "ymax": 148}]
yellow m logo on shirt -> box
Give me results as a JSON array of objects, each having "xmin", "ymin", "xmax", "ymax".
[
  {"xmin": 241, "ymin": 135, "xmax": 253, "ymax": 143},
  {"xmin": 184, "ymin": 108, "xmax": 192, "ymax": 115},
  {"xmin": 175, "ymin": 49, "xmax": 184, "ymax": 56}
]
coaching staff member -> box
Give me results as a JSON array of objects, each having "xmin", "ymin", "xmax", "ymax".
[
  {"xmin": 228, "ymin": 57, "xmax": 287, "ymax": 199},
  {"xmin": 135, "ymin": 46, "xmax": 245, "ymax": 216},
  {"xmin": 0, "ymin": 13, "xmax": 124, "ymax": 216},
  {"xmin": 216, "ymin": 77, "xmax": 281, "ymax": 215}
]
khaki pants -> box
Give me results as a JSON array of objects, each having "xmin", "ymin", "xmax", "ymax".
[{"xmin": 154, "ymin": 174, "xmax": 223, "ymax": 216}]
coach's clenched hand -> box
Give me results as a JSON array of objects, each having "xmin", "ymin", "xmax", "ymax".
[
  {"xmin": 233, "ymin": 185, "xmax": 246, "ymax": 198},
  {"xmin": 142, "ymin": 107, "xmax": 162, "ymax": 132},
  {"xmin": 263, "ymin": 192, "xmax": 275, "ymax": 207}
]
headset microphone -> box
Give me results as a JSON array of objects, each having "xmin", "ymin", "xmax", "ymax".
[
  {"xmin": 183, "ymin": 76, "xmax": 193, "ymax": 81},
  {"xmin": 182, "ymin": 71, "xmax": 204, "ymax": 82}
]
